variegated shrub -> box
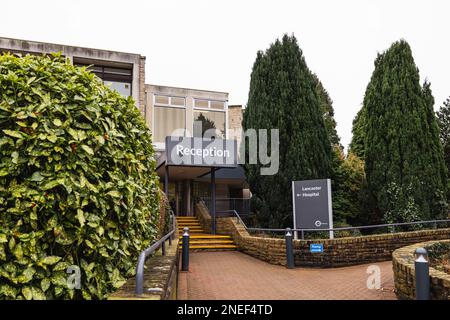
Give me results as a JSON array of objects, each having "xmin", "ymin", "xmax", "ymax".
[{"xmin": 0, "ymin": 53, "xmax": 160, "ymax": 299}]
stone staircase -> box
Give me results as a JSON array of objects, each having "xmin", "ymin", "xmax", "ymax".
[{"xmin": 176, "ymin": 216, "xmax": 237, "ymax": 251}]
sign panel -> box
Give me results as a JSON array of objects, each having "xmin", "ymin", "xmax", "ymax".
[
  {"xmin": 310, "ymin": 244, "xmax": 324, "ymax": 253},
  {"xmin": 166, "ymin": 136, "xmax": 238, "ymax": 168},
  {"xmin": 292, "ymin": 179, "xmax": 333, "ymax": 239}
]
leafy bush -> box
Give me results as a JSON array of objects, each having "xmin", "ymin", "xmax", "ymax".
[
  {"xmin": 383, "ymin": 181, "xmax": 421, "ymax": 226},
  {"xmin": 0, "ymin": 53, "xmax": 160, "ymax": 299}
]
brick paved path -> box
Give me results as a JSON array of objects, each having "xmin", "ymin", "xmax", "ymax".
[{"xmin": 177, "ymin": 251, "xmax": 396, "ymax": 300}]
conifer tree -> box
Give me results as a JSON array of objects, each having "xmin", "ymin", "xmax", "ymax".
[
  {"xmin": 313, "ymin": 74, "xmax": 342, "ymax": 148},
  {"xmin": 349, "ymin": 106, "xmax": 367, "ymax": 159},
  {"xmin": 243, "ymin": 34, "xmax": 333, "ymax": 228},
  {"xmin": 437, "ymin": 97, "xmax": 450, "ymax": 183},
  {"xmin": 363, "ymin": 40, "xmax": 448, "ymax": 222}
]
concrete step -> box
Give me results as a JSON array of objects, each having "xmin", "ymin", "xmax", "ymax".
[
  {"xmin": 179, "ymin": 234, "xmax": 232, "ymax": 239},
  {"xmin": 177, "ymin": 222, "xmax": 201, "ymax": 225},
  {"xmin": 179, "ymin": 244, "xmax": 237, "ymax": 250},
  {"xmin": 179, "ymin": 239, "xmax": 234, "ymax": 248},
  {"xmin": 178, "ymin": 227, "xmax": 203, "ymax": 230}
]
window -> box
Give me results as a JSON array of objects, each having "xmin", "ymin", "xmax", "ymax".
[
  {"xmin": 104, "ymin": 81, "xmax": 131, "ymax": 97},
  {"xmin": 153, "ymin": 95, "xmax": 186, "ymax": 143},
  {"xmin": 74, "ymin": 60, "xmax": 133, "ymax": 97},
  {"xmin": 193, "ymin": 99, "xmax": 226, "ymax": 138}
]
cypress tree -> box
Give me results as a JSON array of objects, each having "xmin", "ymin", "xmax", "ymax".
[
  {"xmin": 349, "ymin": 106, "xmax": 367, "ymax": 159},
  {"xmin": 364, "ymin": 40, "xmax": 448, "ymax": 222},
  {"xmin": 437, "ymin": 97, "xmax": 450, "ymax": 185},
  {"xmin": 313, "ymin": 74, "xmax": 342, "ymax": 148},
  {"xmin": 243, "ymin": 34, "xmax": 333, "ymax": 228}
]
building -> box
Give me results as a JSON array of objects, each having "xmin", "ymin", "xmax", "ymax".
[{"xmin": 0, "ymin": 37, "xmax": 247, "ymax": 225}]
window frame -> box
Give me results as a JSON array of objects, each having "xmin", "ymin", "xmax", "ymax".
[
  {"xmin": 193, "ymin": 98, "xmax": 228, "ymax": 139},
  {"xmin": 152, "ymin": 94, "xmax": 187, "ymax": 147}
]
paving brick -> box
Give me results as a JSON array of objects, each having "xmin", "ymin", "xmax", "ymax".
[{"xmin": 178, "ymin": 251, "xmax": 396, "ymax": 300}]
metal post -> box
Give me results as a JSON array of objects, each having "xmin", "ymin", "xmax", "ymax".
[
  {"xmin": 164, "ymin": 165, "xmax": 169, "ymax": 197},
  {"xmin": 301, "ymin": 230, "xmax": 305, "ymax": 240},
  {"xmin": 161, "ymin": 240, "xmax": 166, "ymax": 256},
  {"xmin": 285, "ymin": 228, "xmax": 294, "ymax": 269},
  {"xmin": 181, "ymin": 227, "xmax": 190, "ymax": 272},
  {"xmin": 415, "ymin": 247, "xmax": 430, "ymax": 300},
  {"xmin": 211, "ymin": 168, "xmax": 216, "ymax": 235}
]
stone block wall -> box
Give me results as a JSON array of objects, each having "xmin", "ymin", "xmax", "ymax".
[
  {"xmin": 196, "ymin": 202, "xmax": 450, "ymax": 268},
  {"xmin": 393, "ymin": 240, "xmax": 450, "ymax": 300},
  {"xmin": 195, "ymin": 202, "xmax": 212, "ymax": 234},
  {"xmin": 294, "ymin": 228, "xmax": 450, "ymax": 267}
]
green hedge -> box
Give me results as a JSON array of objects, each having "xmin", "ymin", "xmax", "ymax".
[{"xmin": 0, "ymin": 53, "xmax": 160, "ymax": 299}]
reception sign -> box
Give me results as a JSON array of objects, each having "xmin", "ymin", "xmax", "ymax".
[{"xmin": 166, "ymin": 136, "xmax": 238, "ymax": 167}]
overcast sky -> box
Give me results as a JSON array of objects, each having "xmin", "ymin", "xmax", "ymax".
[{"xmin": 1, "ymin": 0, "xmax": 449, "ymax": 149}]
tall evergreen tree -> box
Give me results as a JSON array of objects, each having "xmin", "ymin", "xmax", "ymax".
[
  {"xmin": 349, "ymin": 106, "xmax": 367, "ymax": 159},
  {"xmin": 243, "ymin": 34, "xmax": 333, "ymax": 228},
  {"xmin": 313, "ymin": 74, "xmax": 342, "ymax": 148},
  {"xmin": 363, "ymin": 40, "xmax": 448, "ymax": 222},
  {"xmin": 437, "ymin": 97, "xmax": 450, "ymax": 183}
]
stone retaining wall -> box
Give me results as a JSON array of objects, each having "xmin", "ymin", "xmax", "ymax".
[
  {"xmin": 295, "ymin": 228, "xmax": 450, "ymax": 267},
  {"xmin": 195, "ymin": 202, "xmax": 450, "ymax": 268},
  {"xmin": 393, "ymin": 240, "xmax": 450, "ymax": 300}
]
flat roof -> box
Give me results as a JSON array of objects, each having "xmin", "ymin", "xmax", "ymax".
[
  {"xmin": 146, "ymin": 83, "xmax": 228, "ymax": 96},
  {"xmin": 0, "ymin": 36, "xmax": 144, "ymax": 58}
]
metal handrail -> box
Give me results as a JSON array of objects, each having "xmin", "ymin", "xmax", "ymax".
[
  {"xmin": 135, "ymin": 213, "xmax": 176, "ymax": 295},
  {"xmin": 199, "ymin": 197, "xmax": 450, "ymax": 239},
  {"xmin": 217, "ymin": 209, "xmax": 248, "ymax": 229},
  {"xmin": 246, "ymin": 219, "xmax": 450, "ymax": 238}
]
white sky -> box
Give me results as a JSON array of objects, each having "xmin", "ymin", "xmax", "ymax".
[{"xmin": 1, "ymin": 0, "xmax": 449, "ymax": 149}]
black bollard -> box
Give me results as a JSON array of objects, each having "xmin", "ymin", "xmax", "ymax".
[
  {"xmin": 181, "ymin": 227, "xmax": 190, "ymax": 272},
  {"xmin": 285, "ymin": 228, "xmax": 294, "ymax": 269},
  {"xmin": 415, "ymin": 247, "xmax": 430, "ymax": 300}
]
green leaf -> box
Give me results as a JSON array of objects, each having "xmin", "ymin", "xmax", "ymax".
[
  {"xmin": 107, "ymin": 190, "xmax": 121, "ymax": 198},
  {"xmin": 2, "ymin": 129, "xmax": 23, "ymax": 139},
  {"xmin": 0, "ymin": 284, "xmax": 18, "ymax": 298},
  {"xmin": 17, "ymin": 267, "xmax": 35, "ymax": 284},
  {"xmin": 53, "ymin": 119, "xmax": 62, "ymax": 126},
  {"xmin": 77, "ymin": 209, "xmax": 85, "ymax": 227},
  {"xmin": 40, "ymin": 256, "xmax": 62, "ymax": 265},
  {"xmin": 41, "ymin": 178, "xmax": 64, "ymax": 190},
  {"xmin": 11, "ymin": 151, "xmax": 19, "ymax": 164},
  {"xmin": 41, "ymin": 278, "xmax": 51, "ymax": 292},
  {"xmin": 53, "ymin": 261, "xmax": 71, "ymax": 272},
  {"xmin": 81, "ymin": 145, "xmax": 94, "ymax": 155},
  {"xmin": 22, "ymin": 287, "xmax": 33, "ymax": 300},
  {"xmin": 13, "ymin": 243, "xmax": 23, "ymax": 259},
  {"xmin": 30, "ymin": 171, "xmax": 45, "ymax": 182},
  {"xmin": 31, "ymin": 287, "xmax": 46, "ymax": 300},
  {"xmin": 95, "ymin": 135, "xmax": 105, "ymax": 145},
  {"xmin": 0, "ymin": 234, "xmax": 7, "ymax": 243},
  {"xmin": 85, "ymin": 239, "xmax": 95, "ymax": 249},
  {"xmin": 47, "ymin": 134, "xmax": 57, "ymax": 143}
]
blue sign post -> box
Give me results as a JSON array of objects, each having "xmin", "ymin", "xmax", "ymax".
[{"xmin": 310, "ymin": 244, "xmax": 324, "ymax": 253}]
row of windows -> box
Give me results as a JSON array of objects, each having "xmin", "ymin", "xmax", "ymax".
[{"xmin": 153, "ymin": 95, "xmax": 227, "ymax": 143}]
